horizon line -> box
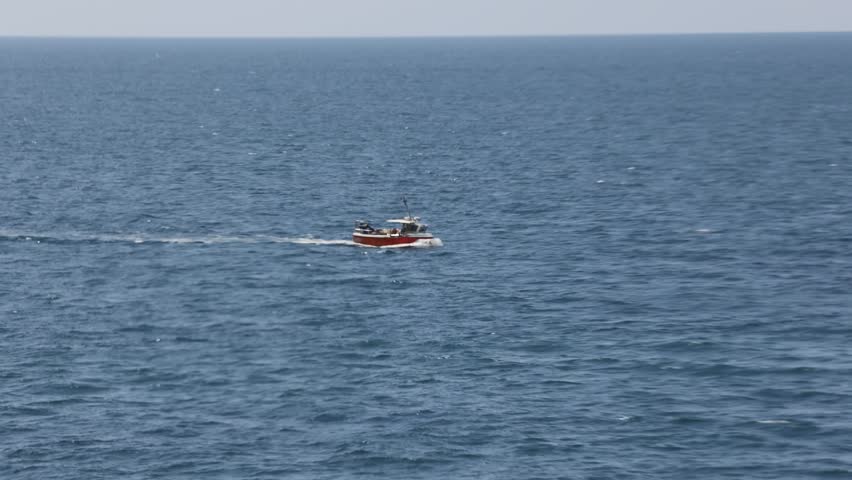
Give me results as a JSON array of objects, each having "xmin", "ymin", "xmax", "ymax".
[{"xmin": 1, "ymin": 30, "xmax": 851, "ymax": 41}]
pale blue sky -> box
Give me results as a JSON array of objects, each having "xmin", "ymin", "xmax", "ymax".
[{"xmin": 1, "ymin": 0, "xmax": 851, "ymax": 37}]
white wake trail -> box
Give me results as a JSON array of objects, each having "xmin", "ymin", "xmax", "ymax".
[{"xmin": 0, "ymin": 230, "xmax": 440, "ymax": 248}]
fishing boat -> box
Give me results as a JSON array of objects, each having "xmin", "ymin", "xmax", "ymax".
[{"xmin": 352, "ymin": 198, "xmax": 439, "ymax": 247}]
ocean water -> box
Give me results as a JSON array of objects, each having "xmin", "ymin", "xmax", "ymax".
[{"xmin": 1, "ymin": 34, "xmax": 851, "ymax": 479}]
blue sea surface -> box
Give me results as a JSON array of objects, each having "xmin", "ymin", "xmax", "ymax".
[{"xmin": 1, "ymin": 34, "xmax": 851, "ymax": 479}]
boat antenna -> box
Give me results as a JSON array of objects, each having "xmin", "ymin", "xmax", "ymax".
[{"xmin": 402, "ymin": 196, "xmax": 412, "ymax": 219}]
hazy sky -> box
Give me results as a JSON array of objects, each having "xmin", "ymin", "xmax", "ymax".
[{"xmin": 1, "ymin": 0, "xmax": 851, "ymax": 37}]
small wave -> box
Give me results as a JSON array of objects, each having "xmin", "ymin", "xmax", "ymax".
[{"xmin": 756, "ymin": 419, "xmax": 792, "ymax": 424}]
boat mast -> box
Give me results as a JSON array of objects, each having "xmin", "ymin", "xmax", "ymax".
[{"xmin": 402, "ymin": 196, "xmax": 412, "ymax": 219}]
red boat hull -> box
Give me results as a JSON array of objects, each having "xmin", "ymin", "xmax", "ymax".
[{"xmin": 352, "ymin": 234, "xmax": 430, "ymax": 247}]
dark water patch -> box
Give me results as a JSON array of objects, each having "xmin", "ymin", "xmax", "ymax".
[
  {"xmin": 312, "ymin": 412, "xmax": 348, "ymax": 423},
  {"xmin": 173, "ymin": 335, "xmax": 210, "ymax": 343},
  {"xmin": 122, "ymin": 368, "xmax": 190, "ymax": 385},
  {"xmin": 513, "ymin": 438, "xmax": 563, "ymax": 456},
  {"xmin": 28, "ymin": 382, "xmax": 111, "ymax": 396},
  {"xmin": 115, "ymin": 323, "xmax": 158, "ymax": 333},
  {"xmin": 752, "ymin": 388, "xmax": 852, "ymax": 402},
  {"xmin": 2, "ymin": 405, "xmax": 56, "ymax": 417},
  {"xmin": 669, "ymin": 415, "xmax": 713, "ymax": 425}
]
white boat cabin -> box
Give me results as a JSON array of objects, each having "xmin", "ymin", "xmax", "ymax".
[{"xmin": 355, "ymin": 217, "xmax": 428, "ymax": 236}]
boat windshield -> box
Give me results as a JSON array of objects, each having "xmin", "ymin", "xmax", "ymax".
[{"xmin": 401, "ymin": 223, "xmax": 427, "ymax": 233}]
